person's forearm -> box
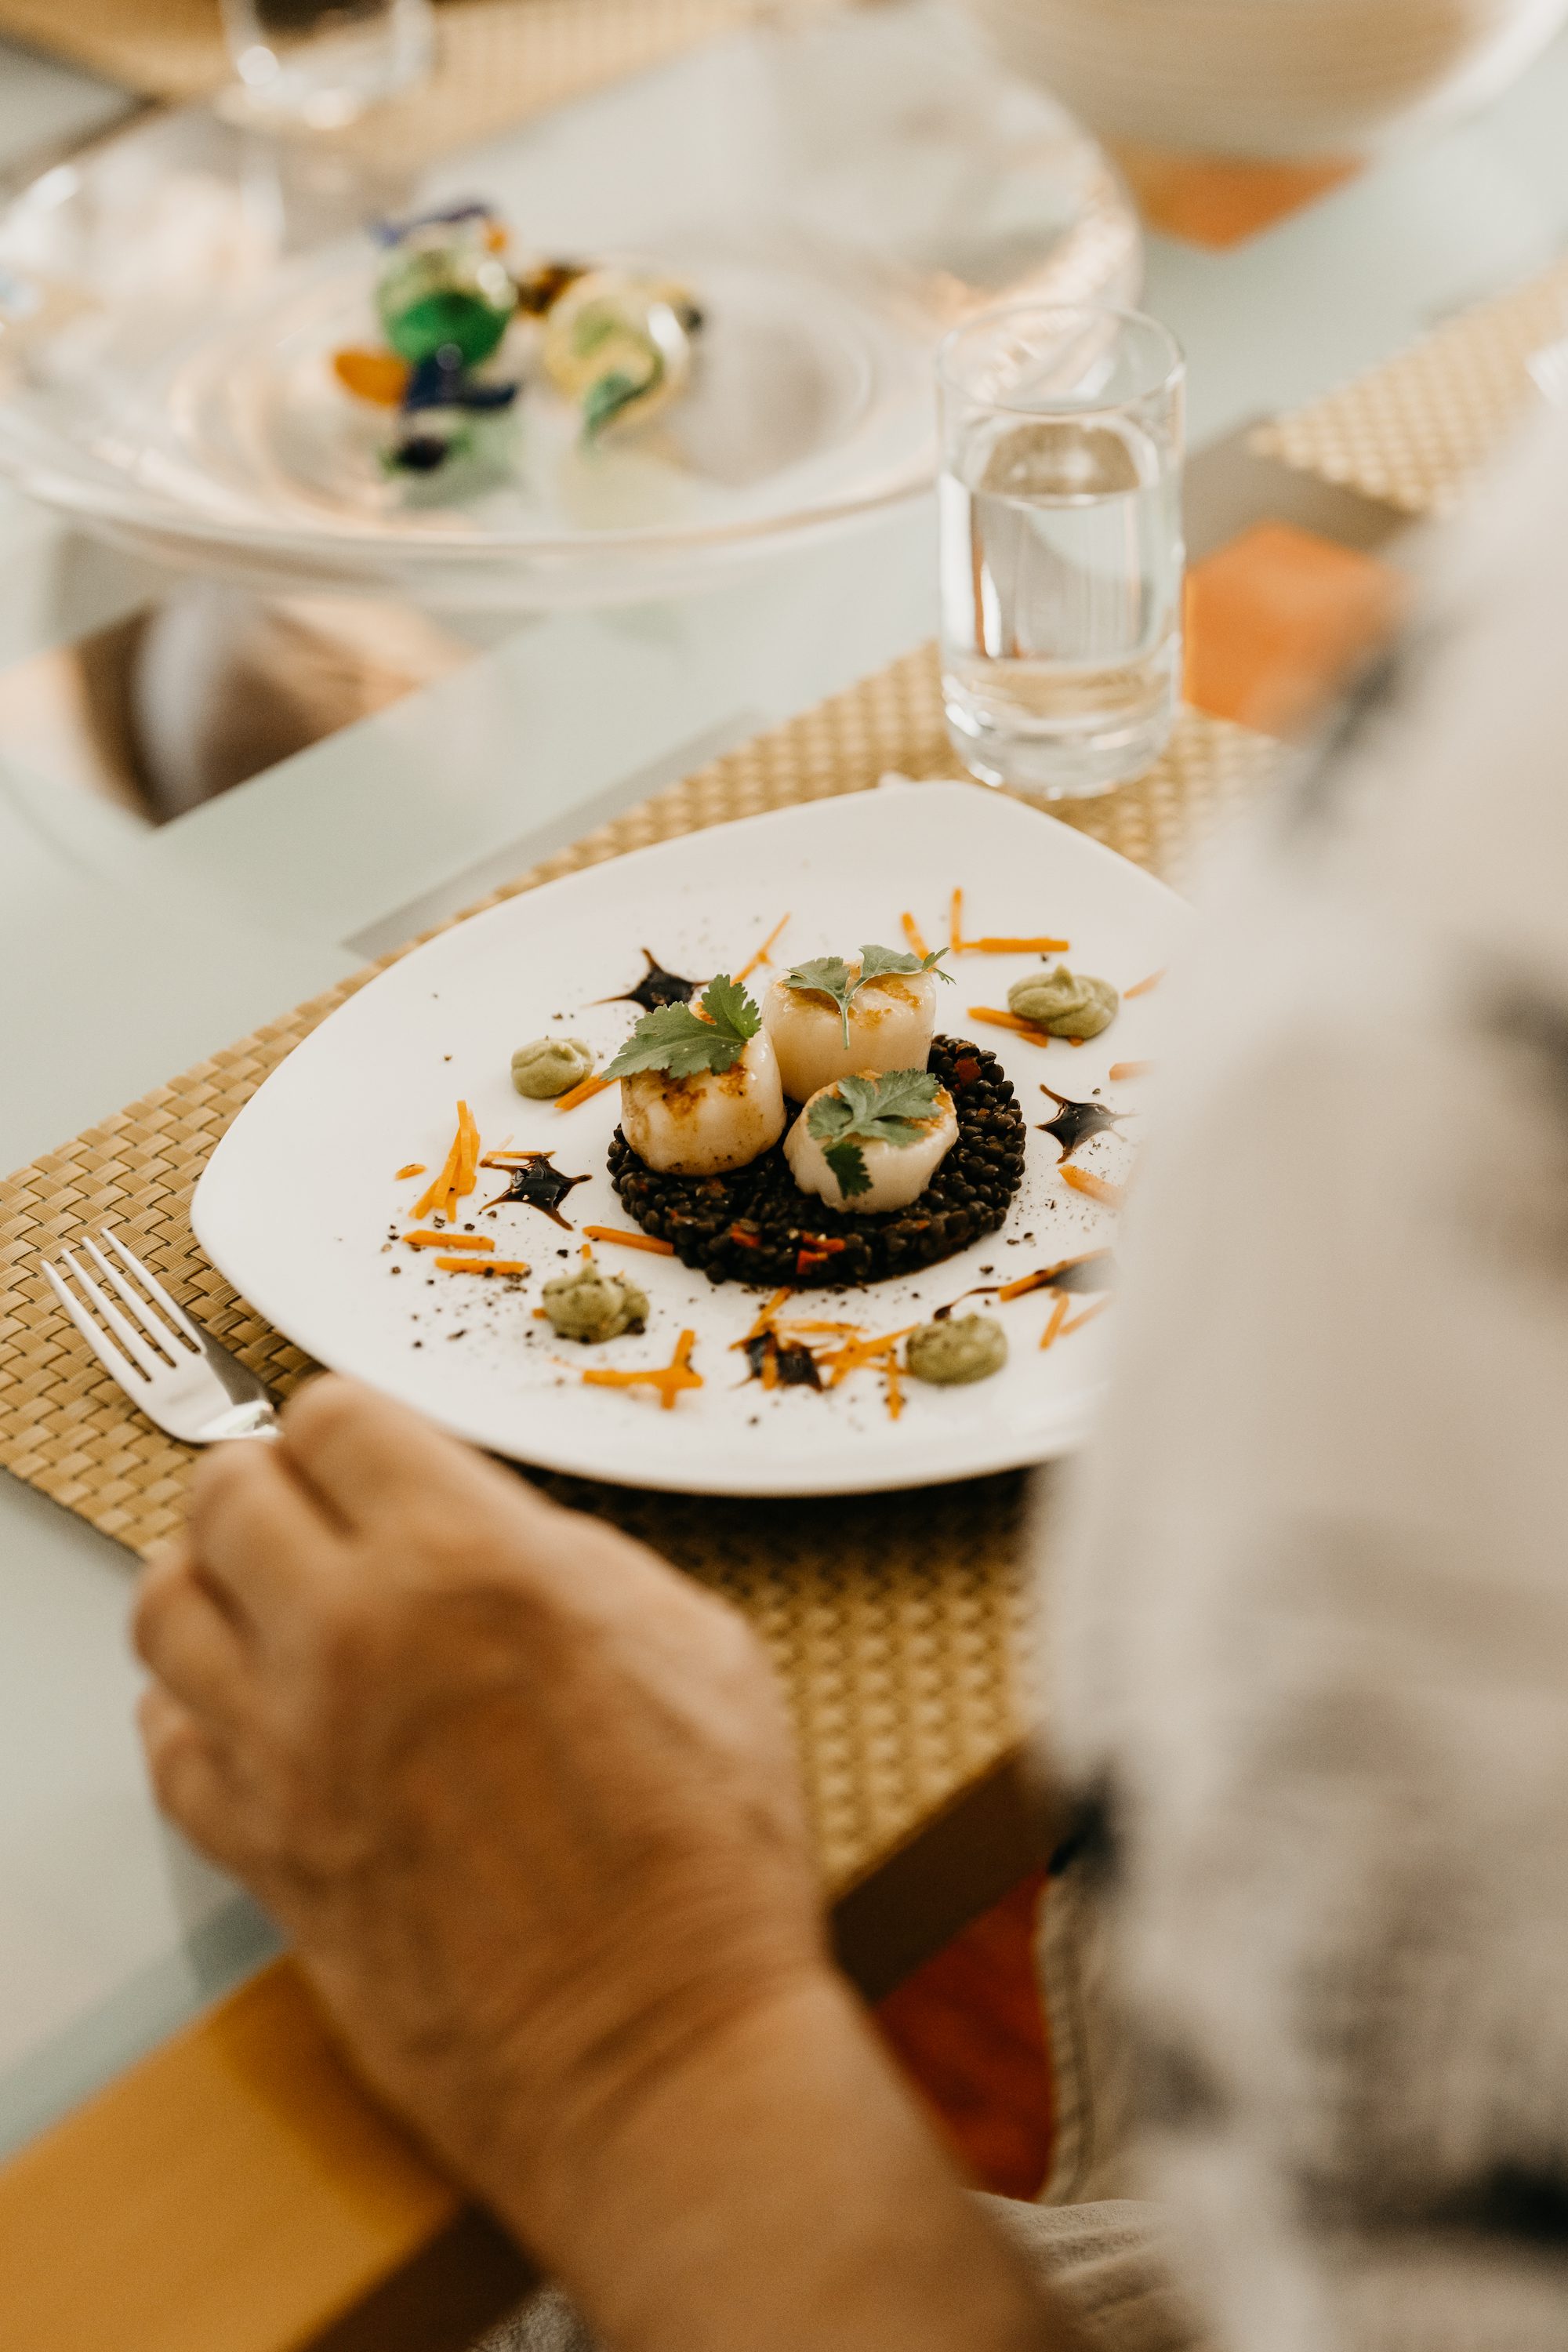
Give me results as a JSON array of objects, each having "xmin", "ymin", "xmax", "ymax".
[{"xmin": 506, "ymin": 1969, "xmax": 1091, "ymax": 2352}]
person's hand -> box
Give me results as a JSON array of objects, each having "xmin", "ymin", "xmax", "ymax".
[{"xmin": 132, "ymin": 1375, "xmax": 826, "ymax": 2238}]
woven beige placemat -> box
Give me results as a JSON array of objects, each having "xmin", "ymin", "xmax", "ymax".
[
  {"xmin": 0, "ymin": 0, "xmax": 748, "ymax": 167},
  {"xmin": 1252, "ymin": 252, "xmax": 1568, "ymax": 518},
  {"xmin": 0, "ymin": 646, "xmax": 1275, "ymax": 1886}
]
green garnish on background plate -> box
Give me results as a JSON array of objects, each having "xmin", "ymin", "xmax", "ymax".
[
  {"xmin": 806, "ymin": 1068, "xmax": 942, "ymax": 1198},
  {"xmin": 603, "ymin": 974, "xmax": 761, "ymax": 1079},
  {"xmin": 782, "ymin": 942, "xmax": 952, "ymax": 1048}
]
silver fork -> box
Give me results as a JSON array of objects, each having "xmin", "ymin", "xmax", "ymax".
[{"xmin": 42, "ymin": 1226, "xmax": 278, "ymax": 1444}]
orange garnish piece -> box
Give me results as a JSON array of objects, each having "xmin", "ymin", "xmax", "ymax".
[
  {"xmin": 403, "ymin": 1230, "xmax": 493, "ymax": 1252},
  {"xmin": 884, "ymin": 1357, "xmax": 904, "ymax": 1421},
  {"xmin": 967, "ymin": 1007, "xmax": 1051, "ymax": 1044},
  {"xmin": 996, "ymin": 1249, "xmax": 1112, "ymax": 1305},
  {"xmin": 901, "ymin": 910, "xmax": 931, "ymax": 960},
  {"xmin": 761, "ymin": 1345, "xmax": 779, "ymax": 1391},
  {"xmin": 434, "ymin": 1257, "xmax": 532, "ymax": 1276},
  {"xmin": 1061, "ymin": 1166, "xmax": 1125, "ymax": 1211},
  {"xmin": 554, "ymin": 1071, "xmax": 614, "ymax": 1113},
  {"xmin": 949, "ymin": 888, "xmax": 965, "ymax": 953},
  {"xmin": 735, "ymin": 1287, "xmax": 793, "ymax": 1346},
  {"xmin": 735, "ymin": 912, "xmax": 791, "ymax": 984},
  {"xmin": 1109, "ymin": 1060, "xmax": 1152, "ymax": 1082},
  {"xmin": 581, "ymin": 1224, "xmax": 676, "ymax": 1257},
  {"xmin": 413, "ymin": 1101, "xmax": 481, "ymax": 1223},
  {"xmin": 1124, "ymin": 968, "xmax": 1166, "ymax": 999},
  {"xmin": 582, "ymin": 1328, "xmax": 702, "ymax": 1410},
  {"xmin": 971, "ymin": 936, "xmax": 1071, "ymax": 953},
  {"xmin": 332, "ymin": 347, "xmax": 411, "ymax": 407},
  {"xmin": 395, "ymin": 1163, "xmax": 426, "ymax": 1180},
  {"xmin": 1039, "ymin": 1295, "xmax": 1070, "ymax": 1351},
  {"xmin": 1059, "ymin": 1298, "xmax": 1112, "ymax": 1340},
  {"xmin": 819, "ymin": 1325, "xmax": 917, "ymax": 1388}
]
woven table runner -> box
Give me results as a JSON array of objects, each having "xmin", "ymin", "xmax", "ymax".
[
  {"xmin": 0, "ymin": 647, "xmax": 1276, "ymax": 1887},
  {"xmin": 0, "ymin": 0, "xmax": 750, "ymax": 169},
  {"xmin": 1253, "ymin": 251, "xmax": 1568, "ymax": 519}
]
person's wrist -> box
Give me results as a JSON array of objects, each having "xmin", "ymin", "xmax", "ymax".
[{"xmin": 489, "ymin": 1944, "xmax": 834, "ymax": 2245}]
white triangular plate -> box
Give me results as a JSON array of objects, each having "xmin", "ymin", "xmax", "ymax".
[{"xmin": 194, "ymin": 781, "xmax": 1186, "ymax": 1494}]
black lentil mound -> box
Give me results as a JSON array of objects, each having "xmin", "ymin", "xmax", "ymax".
[{"xmin": 607, "ymin": 1036, "xmax": 1027, "ymax": 1287}]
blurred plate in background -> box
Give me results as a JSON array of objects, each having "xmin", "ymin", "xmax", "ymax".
[{"xmin": 0, "ymin": 0, "xmax": 1140, "ymax": 608}]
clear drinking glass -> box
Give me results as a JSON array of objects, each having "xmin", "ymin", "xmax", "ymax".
[
  {"xmin": 938, "ymin": 302, "xmax": 1185, "ymax": 800},
  {"xmin": 221, "ymin": 0, "xmax": 434, "ymax": 129}
]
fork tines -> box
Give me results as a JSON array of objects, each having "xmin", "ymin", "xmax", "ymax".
[{"xmin": 42, "ymin": 1227, "xmax": 203, "ymax": 1391}]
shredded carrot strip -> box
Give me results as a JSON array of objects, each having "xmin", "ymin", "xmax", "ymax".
[
  {"xmin": 435, "ymin": 1257, "xmax": 532, "ymax": 1276},
  {"xmin": 761, "ymin": 1345, "xmax": 779, "ymax": 1391},
  {"xmin": 554, "ymin": 1073, "xmax": 615, "ymax": 1113},
  {"xmin": 455, "ymin": 1101, "xmax": 481, "ymax": 1210},
  {"xmin": 775, "ymin": 1319, "xmax": 865, "ymax": 1334},
  {"xmin": 1039, "ymin": 1295, "xmax": 1070, "ymax": 1351},
  {"xmin": 968, "ymin": 1007, "xmax": 1051, "ymax": 1044},
  {"xmin": 404, "ymin": 1230, "xmax": 494, "ymax": 1252},
  {"xmin": 949, "ymin": 887, "xmax": 964, "ymax": 954},
  {"xmin": 996, "ymin": 1249, "xmax": 1112, "ymax": 1305},
  {"xmin": 1060, "ymin": 1298, "xmax": 1112, "ymax": 1339},
  {"xmin": 735, "ymin": 912, "xmax": 791, "ymax": 984},
  {"xmin": 733, "ymin": 1287, "xmax": 793, "ymax": 1346},
  {"xmin": 412, "ymin": 1101, "xmax": 481, "ymax": 1222},
  {"xmin": 884, "ymin": 1358, "xmax": 904, "ymax": 1421},
  {"xmin": 412, "ymin": 1126, "xmax": 462, "ymax": 1219},
  {"xmin": 971, "ymin": 935, "xmax": 1071, "ymax": 953},
  {"xmin": 1124, "ymin": 968, "xmax": 1166, "ymax": 999},
  {"xmin": 1061, "ymin": 1165, "xmax": 1125, "ymax": 1211},
  {"xmin": 820, "ymin": 1325, "xmax": 917, "ymax": 1388},
  {"xmin": 581, "ymin": 1224, "xmax": 676, "ymax": 1258},
  {"xmin": 901, "ymin": 910, "xmax": 931, "ymax": 960},
  {"xmin": 1109, "ymin": 1060, "xmax": 1152, "ymax": 1082},
  {"xmin": 395, "ymin": 1163, "xmax": 426, "ymax": 1180},
  {"xmin": 582, "ymin": 1329, "xmax": 702, "ymax": 1410}
]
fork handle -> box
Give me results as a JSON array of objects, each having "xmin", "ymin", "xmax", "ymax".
[{"xmin": 205, "ymin": 1400, "xmax": 280, "ymax": 1444}]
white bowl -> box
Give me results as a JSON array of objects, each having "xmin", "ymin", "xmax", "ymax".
[{"xmin": 964, "ymin": 0, "xmax": 1568, "ymax": 157}]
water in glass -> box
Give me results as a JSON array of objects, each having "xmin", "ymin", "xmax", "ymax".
[{"xmin": 938, "ymin": 304, "xmax": 1184, "ymax": 800}]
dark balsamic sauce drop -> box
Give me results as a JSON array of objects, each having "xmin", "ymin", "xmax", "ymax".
[
  {"xmin": 1037, "ymin": 1085, "xmax": 1130, "ymax": 1160},
  {"xmin": 482, "ymin": 1152, "xmax": 590, "ymax": 1231},
  {"xmin": 742, "ymin": 1332, "xmax": 823, "ymax": 1390},
  {"xmin": 598, "ymin": 949, "xmax": 702, "ymax": 1013}
]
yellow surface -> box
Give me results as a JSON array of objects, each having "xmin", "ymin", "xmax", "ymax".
[{"xmin": 0, "ymin": 1960, "xmax": 480, "ymax": 2352}]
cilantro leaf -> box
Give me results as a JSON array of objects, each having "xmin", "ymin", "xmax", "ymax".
[
  {"xmin": 824, "ymin": 1141, "xmax": 871, "ymax": 1197},
  {"xmin": 782, "ymin": 944, "xmax": 952, "ymax": 1047},
  {"xmin": 807, "ymin": 1069, "xmax": 942, "ymax": 1153},
  {"xmin": 780, "ymin": 955, "xmax": 858, "ymax": 1045},
  {"xmin": 699, "ymin": 971, "xmax": 762, "ymax": 1044},
  {"xmin": 858, "ymin": 942, "xmax": 954, "ymax": 989},
  {"xmin": 602, "ymin": 974, "xmax": 760, "ymax": 1080}
]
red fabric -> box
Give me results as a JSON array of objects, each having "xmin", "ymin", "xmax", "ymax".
[{"xmin": 873, "ymin": 1873, "xmax": 1052, "ymax": 2200}]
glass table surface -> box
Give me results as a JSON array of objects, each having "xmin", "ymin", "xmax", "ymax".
[{"xmin": 5, "ymin": 17, "xmax": 1568, "ymax": 2165}]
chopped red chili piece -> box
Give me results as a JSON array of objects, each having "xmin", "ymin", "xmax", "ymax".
[
  {"xmin": 952, "ymin": 1055, "xmax": 982, "ymax": 1087},
  {"xmin": 728, "ymin": 1225, "xmax": 763, "ymax": 1248}
]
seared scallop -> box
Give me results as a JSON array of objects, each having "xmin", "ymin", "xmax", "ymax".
[
  {"xmin": 784, "ymin": 1077, "xmax": 958, "ymax": 1213},
  {"xmin": 763, "ymin": 965, "xmax": 938, "ymax": 1102},
  {"xmin": 619, "ymin": 1029, "xmax": 785, "ymax": 1175}
]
